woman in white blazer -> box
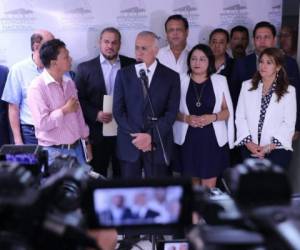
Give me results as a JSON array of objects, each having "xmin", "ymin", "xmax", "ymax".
[
  {"xmin": 173, "ymin": 44, "xmax": 234, "ymax": 188},
  {"xmin": 235, "ymin": 48, "xmax": 296, "ymax": 168}
]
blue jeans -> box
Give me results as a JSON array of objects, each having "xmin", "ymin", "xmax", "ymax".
[
  {"xmin": 43, "ymin": 141, "xmax": 86, "ymax": 167},
  {"xmin": 20, "ymin": 124, "xmax": 38, "ymax": 144}
]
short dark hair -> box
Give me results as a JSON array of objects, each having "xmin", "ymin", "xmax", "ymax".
[
  {"xmin": 230, "ymin": 25, "xmax": 249, "ymax": 40},
  {"xmin": 30, "ymin": 33, "xmax": 43, "ymax": 52},
  {"xmin": 100, "ymin": 27, "xmax": 121, "ymax": 41},
  {"xmin": 39, "ymin": 39, "xmax": 66, "ymax": 68},
  {"xmin": 165, "ymin": 14, "xmax": 189, "ymax": 31},
  {"xmin": 253, "ymin": 21, "xmax": 276, "ymax": 37},
  {"xmin": 187, "ymin": 44, "xmax": 216, "ymax": 76},
  {"xmin": 209, "ymin": 28, "xmax": 230, "ymax": 43}
]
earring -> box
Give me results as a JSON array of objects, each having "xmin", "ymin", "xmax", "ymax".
[{"xmin": 275, "ymin": 71, "xmax": 279, "ymax": 83}]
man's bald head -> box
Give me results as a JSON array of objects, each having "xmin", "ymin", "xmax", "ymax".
[{"xmin": 31, "ymin": 29, "xmax": 55, "ymax": 52}]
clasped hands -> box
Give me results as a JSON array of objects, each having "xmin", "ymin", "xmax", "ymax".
[
  {"xmin": 186, "ymin": 114, "xmax": 215, "ymax": 128},
  {"xmin": 131, "ymin": 133, "xmax": 152, "ymax": 152},
  {"xmin": 246, "ymin": 142, "xmax": 276, "ymax": 158}
]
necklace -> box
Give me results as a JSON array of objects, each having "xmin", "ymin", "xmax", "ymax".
[{"xmin": 192, "ymin": 80, "xmax": 207, "ymax": 108}]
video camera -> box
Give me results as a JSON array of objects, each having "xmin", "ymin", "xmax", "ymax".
[
  {"xmin": 0, "ymin": 158, "xmax": 99, "ymax": 250},
  {"xmin": 188, "ymin": 158, "xmax": 300, "ymax": 250},
  {"xmin": 0, "ymin": 144, "xmax": 48, "ymax": 178}
]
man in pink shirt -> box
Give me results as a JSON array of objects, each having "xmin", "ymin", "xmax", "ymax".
[{"xmin": 28, "ymin": 39, "xmax": 90, "ymax": 165}]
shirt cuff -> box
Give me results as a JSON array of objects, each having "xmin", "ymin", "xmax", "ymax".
[
  {"xmin": 272, "ymin": 137, "xmax": 282, "ymax": 147},
  {"xmin": 238, "ymin": 135, "xmax": 252, "ymax": 146}
]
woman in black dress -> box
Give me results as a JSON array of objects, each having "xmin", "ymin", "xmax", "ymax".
[{"xmin": 173, "ymin": 44, "xmax": 234, "ymax": 187}]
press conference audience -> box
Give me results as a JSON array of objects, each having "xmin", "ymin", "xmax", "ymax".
[
  {"xmin": 75, "ymin": 27, "xmax": 135, "ymax": 178},
  {"xmin": 235, "ymin": 48, "xmax": 296, "ymax": 168},
  {"xmin": 27, "ymin": 39, "xmax": 91, "ymax": 165},
  {"xmin": 173, "ymin": 44, "xmax": 234, "ymax": 188},
  {"xmin": 1, "ymin": 30, "xmax": 55, "ymax": 145}
]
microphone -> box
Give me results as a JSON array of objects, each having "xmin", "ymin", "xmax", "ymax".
[{"xmin": 139, "ymin": 68, "xmax": 147, "ymax": 79}]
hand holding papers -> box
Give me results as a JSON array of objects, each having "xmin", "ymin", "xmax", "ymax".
[{"xmin": 102, "ymin": 95, "xmax": 117, "ymax": 136}]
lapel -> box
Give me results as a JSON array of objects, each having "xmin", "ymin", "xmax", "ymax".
[
  {"xmin": 249, "ymin": 84, "xmax": 262, "ymax": 139},
  {"xmin": 260, "ymin": 89, "xmax": 277, "ymax": 139},
  {"xmin": 143, "ymin": 62, "xmax": 161, "ymax": 111},
  {"xmin": 92, "ymin": 56, "xmax": 107, "ymax": 95}
]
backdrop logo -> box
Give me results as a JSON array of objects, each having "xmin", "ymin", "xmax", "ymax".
[
  {"xmin": 0, "ymin": 3, "xmax": 36, "ymax": 32},
  {"xmin": 117, "ymin": 0, "xmax": 148, "ymax": 30},
  {"xmin": 59, "ymin": 1, "xmax": 95, "ymax": 30},
  {"xmin": 220, "ymin": 0, "xmax": 249, "ymax": 27},
  {"xmin": 268, "ymin": 0, "xmax": 282, "ymax": 31},
  {"xmin": 172, "ymin": 0, "xmax": 200, "ymax": 27}
]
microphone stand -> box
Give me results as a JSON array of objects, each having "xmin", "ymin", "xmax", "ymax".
[{"xmin": 140, "ymin": 74, "xmax": 170, "ymax": 173}]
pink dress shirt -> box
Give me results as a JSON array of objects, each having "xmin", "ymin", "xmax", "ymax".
[{"xmin": 28, "ymin": 70, "xmax": 89, "ymax": 146}]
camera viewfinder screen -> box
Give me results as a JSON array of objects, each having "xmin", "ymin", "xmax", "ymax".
[
  {"xmin": 5, "ymin": 153, "xmax": 38, "ymax": 165},
  {"xmin": 93, "ymin": 185, "xmax": 183, "ymax": 226},
  {"xmin": 164, "ymin": 242, "xmax": 189, "ymax": 250}
]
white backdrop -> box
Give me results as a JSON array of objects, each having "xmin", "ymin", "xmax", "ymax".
[{"xmin": 0, "ymin": 0, "xmax": 282, "ymax": 69}]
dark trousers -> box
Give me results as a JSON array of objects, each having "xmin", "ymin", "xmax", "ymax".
[
  {"xmin": 240, "ymin": 146, "xmax": 292, "ymax": 169},
  {"xmin": 20, "ymin": 124, "xmax": 38, "ymax": 144},
  {"xmin": 90, "ymin": 137, "xmax": 120, "ymax": 178},
  {"xmin": 120, "ymin": 153, "xmax": 170, "ymax": 179}
]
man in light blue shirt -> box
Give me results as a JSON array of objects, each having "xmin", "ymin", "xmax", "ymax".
[{"xmin": 1, "ymin": 30, "xmax": 54, "ymax": 144}]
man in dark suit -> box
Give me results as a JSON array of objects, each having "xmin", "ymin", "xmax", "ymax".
[
  {"xmin": 98, "ymin": 194, "xmax": 133, "ymax": 226},
  {"xmin": 113, "ymin": 31, "xmax": 180, "ymax": 178},
  {"xmin": 75, "ymin": 27, "xmax": 135, "ymax": 178},
  {"xmin": 0, "ymin": 65, "xmax": 10, "ymax": 146},
  {"xmin": 231, "ymin": 21, "xmax": 300, "ymax": 135}
]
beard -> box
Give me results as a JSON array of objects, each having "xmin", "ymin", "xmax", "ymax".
[{"xmin": 102, "ymin": 53, "xmax": 117, "ymax": 61}]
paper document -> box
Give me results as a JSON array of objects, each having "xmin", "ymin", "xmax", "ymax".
[{"xmin": 103, "ymin": 95, "xmax": 118, "ymax": 136}]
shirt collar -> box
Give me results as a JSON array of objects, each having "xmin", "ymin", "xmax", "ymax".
[
  {"xmin": 99, "ymin": 53, "xmax": 120, "ymax": 65},
  {"xmin": 166, "ymin": 44, "xmax": 189, "ymax": 52},
  {"xmin": 30, "ymin": 55, "xmax": 44, "ymax": 73},
  {"xmin": 42, "ymin": 69, "xmax": 70, "ymax": 85},
  {"xmin": 147, "ymin": 59, "xmax": 157, "ymax": 73}
]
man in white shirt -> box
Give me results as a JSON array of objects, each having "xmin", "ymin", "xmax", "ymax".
[{"xmin": 157, "ymin": 14, "xmax": 189, "ymax": 74}]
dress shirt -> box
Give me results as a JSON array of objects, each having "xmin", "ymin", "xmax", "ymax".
[
  {"xmin": 100, "ymin": 53, "xmax": 121, "ymax": 96},
  {"xmin": 1, "ymin": 56, "xmax": 43, "ymax": 125},
  {"xmin": 28, "ymin": 70, "xmax": 89, "ymax": 146},
  {"xmin": 157, "ymin": 45, "xmax": 189, "ymax": 74}
]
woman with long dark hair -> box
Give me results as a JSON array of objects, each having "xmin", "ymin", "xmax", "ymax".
[
  {"xmin": 173, "ymin": 44, "xmax": 234, "ymax": 187},
  {"xmin": 235, "ymin": 47, "xmax": 296, "ymax": 168}
]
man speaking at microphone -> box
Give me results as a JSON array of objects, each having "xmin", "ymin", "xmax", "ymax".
[{"xmin": 113, "ymin": 31, "xmax": 180, "ymax": 179}]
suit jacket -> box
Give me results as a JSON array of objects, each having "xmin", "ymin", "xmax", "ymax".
[
  {"xmin": 99, "ymin": 207, "xmax": 133, "ymax": 226},
  {"xmin": 75, "ymin": 55, "xmax": 135, "ymax": 144},
  {"xmin": 231, "ymin": 52, "xmax": 300, "ymax": 130},
  {"xmin": 235, "ymin": 80, "xmax": 296, "ymax": 150},
  {"xmin": 113, "ymin": 61, "xmax": 180, "ymax": 164},
  {"xmin": 0, "ymin": 65, "xmax": 10, "ymax": 146}
]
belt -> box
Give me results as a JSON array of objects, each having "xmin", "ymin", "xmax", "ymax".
[
  {"xmin": 51, "ymin": 140, "xmax": 80, "ymax": 150},
  {"xmin": 21, "ymin": 124, "xmax": 35, "ymax": 129}
]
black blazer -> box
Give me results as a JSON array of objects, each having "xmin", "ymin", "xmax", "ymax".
[
  {"xmin": 113, "ymin": 61, "xmax": 180, "ymax": 164},
  {"xmin": 75, "ymin": 55, "xmax": 135, "ymax": 144},
  {"xmin": 231, "ymin": 52, "xmax": 300, "ymax": 130},
  {"xmin": 0, "ymin": 65, "xmax": 9, "ymax": 146}
]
